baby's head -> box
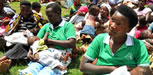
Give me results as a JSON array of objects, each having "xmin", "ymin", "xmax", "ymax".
[
  {"xmin": 139, "ymin": 30, "xmax": 150, "ymax": 39},
  {"xmin": 27, "ymin": 36, "xmax": 40, "ymax": 45},
  {"xmin": 88, "ymin": 5, "xmax": 99, "ymax": 17}
]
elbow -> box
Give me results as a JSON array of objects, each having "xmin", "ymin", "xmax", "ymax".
[
  {"xmin": 80, "ymin": 61, "xmax": 86, "ymax": 72},
  {"xmin": 68, "ymin": 40, "xmax": 76, "ymax": 48},
  {"xmin": 80, "ymin": 65, "xmax": 85, "ymax": 72}
]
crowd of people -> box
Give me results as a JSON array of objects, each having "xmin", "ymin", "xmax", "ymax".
[{"xmin": 0, "ymin": 0, "xmax": 153, "ymax": 75}]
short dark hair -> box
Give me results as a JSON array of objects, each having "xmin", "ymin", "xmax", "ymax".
[
  {"xmin": 20, "ymin": 0, "xmax": 31, "ymax": 7},
  {"xmin": 46, "ymin": 2, "xmax": 61, "ymax": 13},
  {"xmin": 32, "ymin": 2, "xmax": 41, "ymax": 9},
  {"xmin": 88, "ymin": 5, "xmax": 99, "ymax": 16},
  {"xmin": 117, "ymin": 4, "xmax": 138, "ymax": 29}
]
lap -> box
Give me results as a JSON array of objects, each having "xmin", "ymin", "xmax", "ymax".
[{"xmin": 21, "ymin": 62, "xmax": 67, "ymax": 75}]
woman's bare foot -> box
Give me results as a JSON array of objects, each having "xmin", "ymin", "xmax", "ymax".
[{"xmin": 0, "ymin": 59, "xmax": 11, "ymax": 73}]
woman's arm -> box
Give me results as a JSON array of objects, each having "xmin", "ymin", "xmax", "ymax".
[
  {"xmin": 146, "ymin": 11, "xmax": 152, "ymax": 22},
  {"xmin": 46, "ymin": 38, "xmax": 76, "ymax": 48},
  {"xmin": 80, "ymin": 55, "xmax": 117, "ymax": 74},
  {"xmin": 130, "ymin": 66, "xmax": 153, "ymax": 75}
]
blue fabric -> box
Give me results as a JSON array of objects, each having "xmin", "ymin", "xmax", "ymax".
[
  {"xmin": 66, "ymin": 0, "xmax": 73, "ymax": 8},
  {"xmin": 80, "ymin": 25, "xmax": 96, "ymax": 37},
  {"xmin": 19, "ymin": 62, "xmax": 62, "ymax": 75},
  {"xmin": 38, "ymin": 67, "xmax": 54, "ymax": 75},
  {"xmin": 92, "ymin": 0, "xmax": 99, "ymax": 4},
  {"xmin": 19, "ymin": 62, "xmax": 43, "ymax": 75},
  {"xmin": 39, "ymin": 67, "xmax": 62, "ymax": 75},
  {"xmin": 148, "ymin": 22, "xmax": 153, "ymax": 33}
]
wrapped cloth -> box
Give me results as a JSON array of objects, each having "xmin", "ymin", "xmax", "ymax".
[{"xmin": 4, "ymin": 30, "xmax": 33, "ymax": 46}]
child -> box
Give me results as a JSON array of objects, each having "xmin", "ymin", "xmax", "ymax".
[
  {"xmin": 32, "ymin": 2, "xmax": 42, "ymax": 17},
  {"xmin": 76, "ymin": 5, "xmax": 99, "ymax": 53},
  {"xmin": 19, "ymin": 34, "xmax": 69, "ymax": 75},
  {"xmin": 80, "ymin": 5, "xmax": 100, "ymax": 38}
]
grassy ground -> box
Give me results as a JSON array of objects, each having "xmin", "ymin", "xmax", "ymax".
[{"xmin": 0, "ymin": 0, "xmax": 83, "ymax": 75}]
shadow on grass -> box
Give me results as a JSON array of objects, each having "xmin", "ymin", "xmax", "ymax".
[{"xmin": 66, "ymin": 53, "xmax": 84, "ymax": 75}]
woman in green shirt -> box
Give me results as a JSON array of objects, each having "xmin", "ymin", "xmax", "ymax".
[{"xmin": 80, "ymin": 4, "xmax": 152, "ymax": 75}]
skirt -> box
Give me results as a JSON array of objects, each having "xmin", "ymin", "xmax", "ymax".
[{"xmin": 4, "ymin": 43, "xmax": 30, "ymax": 59}]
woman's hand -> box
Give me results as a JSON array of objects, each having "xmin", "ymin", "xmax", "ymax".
[
  {"xmin": 130, "ymin": 66, "xmax": 153, "ymax": 75},
  {"xmin": 43, "ymin": 32, "xmax": 49, "ymax": 43},
  {"xmin": 27, "ymin": 50, "xmax": 39, "ymax": 62},
  {"xmin": 28, "ymin": 55, "xmax": 39, "ymax": 62}
]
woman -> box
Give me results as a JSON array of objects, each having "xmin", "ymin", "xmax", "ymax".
[
  {"xmin": 80, "ymin": 4, "xmax": 151, "ymax": 75},
  {"xmin": 19, "ymin": 2, "xmax": 76, "ymax": 75},
  {"xmin": 134, "ymin": 0, "xmax": 152, "ymax": 22},
  {"xmin": 96, "ymin": 3, "xmax": 111, "ymax": 35},
  {"xmin": 0, "ymin": 1, "xmax": 47, "ymax": 63},
  {"xmin": 0, "ymin": 0, "xmax": 14, "ymax": 37}
]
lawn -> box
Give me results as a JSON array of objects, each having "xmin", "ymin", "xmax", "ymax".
[{"xmin": 0, "ymin": 0, "xmax": 83, "ymax": 75}]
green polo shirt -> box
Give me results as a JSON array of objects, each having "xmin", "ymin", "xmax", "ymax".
[
  {"xmin": 85, "ymin": 33, "xmax": 149, "ymax": 68},
  {"xmin": 37, "ymin": 20, "xmax": 76, "ymax": 50}
]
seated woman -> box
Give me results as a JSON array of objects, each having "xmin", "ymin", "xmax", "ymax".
[
  {"xmin": 80, "ymin": 4, "xmax": 152, "ymax": 75},
  {"xmin": 134, "ymin": 0, "xmax": 152, "ymax": 23},
  {"xmin": 0, "ymin": 0, "xmax": 47, "ymax": 64},
  {"xmin": 19, "ymin": 2, "xmax": 76, "ymax": 75},
  {"xmin": 19, "ymin": 34, "xmax": 69, "ymax": 75},
  {"xmin": 0, "ymin": 0, "xmax": 14, "ymax": 37},
  {"xmin": 96, "ymin": 3, "xmax": 111, "ymax": 35}
]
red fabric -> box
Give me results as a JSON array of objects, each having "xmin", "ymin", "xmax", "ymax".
[
  {"xmin": 78, "ymin": 6, "xmax": 88, "ymax": 13},
  {"xmin": 0, "ymin": 17, "xmax": 11, "ymax": 36},
  {"xmin": 136, "ymin": 26, "xmax": 148, "ymax": 39}
]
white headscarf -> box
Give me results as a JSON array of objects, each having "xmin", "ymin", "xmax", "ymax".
[{"xmin": 100, "ymin": 3, "xmax": 112, "ymax": 13}]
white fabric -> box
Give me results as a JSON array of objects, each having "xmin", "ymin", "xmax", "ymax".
[
  {"xmin": 37, "ymin": 48, "xmax": 71, "ymax": 70},
  {"xmin": 128, "ymin": 26, "xmax": 136, "ymax": 37},
  {"xmin": 4, "ymin": 30, "xmax": 33, "ymax": 46},
  {"xmin": 38, "ymin": 50, "xmax": 62, "ymax": 69},
  {"xmin": 5, "ymin": 32, "xmax": 26, "ymax": 46},
  {"xmin": 110, "ymin": 66, "xmax": 131, "ymax": 75},
  {"xmin": 50, "ymin": 19, "xmax": 65, "ymax": 30},
  {"xmin": 100, "ymin": 3, "xmax": 112, "ymax": 12},
  {"xmin": 69, "ymin": 14, "xmax": 85, "ymax": 24},
  {"xmin": 104, "ymin": 34, "xmax": 133, "ymax": 46},
  {"xmin": 84, "ymin": 12, "xmax": 89, "ymax": 20},
  {"xmin": 31, "ymin": 41, "xmax": 39, "ymax": 55},
  {"xmin": 4, "ymin": 7, "xmax": 15, "ymax": 14}
]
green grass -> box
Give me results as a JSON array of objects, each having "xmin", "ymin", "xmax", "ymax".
[{"xmin": 0, "ymin": 0, "xmax": 83, "ymax": 75}]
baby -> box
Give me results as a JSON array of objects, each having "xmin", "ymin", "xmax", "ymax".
[
  {"xmin": 19, "ymin": 33, "xmax": 69, "ymax": 75},
  {"xmin": 27, "ymin": 34, "xmax": 69, "ymax": 71}
]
